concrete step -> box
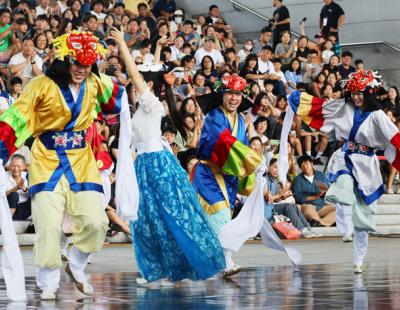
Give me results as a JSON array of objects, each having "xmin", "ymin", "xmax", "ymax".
[
  {"xmin": 375, "ymin": 214, "xmax": 400, "ymax": 225},
  {"xmin": 378, "ymin": 194, "xmax": 400, "ymax": 204},
  {"xmin": 312, "ymin": 225, "xmax": 400, "ymax": 237},
  {"xmin": 375, "ymin": 204, "xmax": 400, "ymax": 215}
]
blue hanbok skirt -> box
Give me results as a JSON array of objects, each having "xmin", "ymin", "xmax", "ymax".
[{"xmin": 130, "ymin": 150, "xmax": 226, "ymax": 282}]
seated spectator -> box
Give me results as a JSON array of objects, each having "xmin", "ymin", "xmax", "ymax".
[
  {"xmin": 263, "ymin": 158, "xmax": 318, "ymax": 238},
  {"xmin": 170, "ymin": 8, "xmax": 185, "ymax": 33},
  {"xmin": 205, "ymin": 4, "xmax": 226, "ymax": 25},
  {"xmin": 321, "ymin": 39, "xmax": 334, "ymax": 65},
  {"xmin": 252, "ymin": 26, "xmax": 272, "ymax": 55},
  {"xmin": 82, "ymin": 14, "xmax": 104, "ymax": 40},
  {"xmin": 194, "ymin": 36, "xmax": 224, "ymax": 69},
  {"xmin": 174, "ymin": 114, "xmax": 201, "ymax": 151},
  {"xmin": 179, "ymin": 20, "xmax": 196, "ymax": 44},
  {"xmin": 295, "ymin": 35, "xmax": 310, "ymax": 63},
  {"xmin": 239, "ymin": 53, "xmax": 264, "ymax": 83},
  {"xmin": 36, "ymin": 0, "xmax": 50, "ymax": 17},
  {"xmin": 9, "ymin": 38, "xmax": 43, "ymax": 85},
  {"xmin": 7, "ymin": 75, "xmax": 22, "ymax": 105},
  {"xmin": 293, "ymin": 155, "xmax": 336, "ymax": 227},
  {"xmin": 237, "ymin": 39, "xmax": 253, "ymax": 64},
  {"xmin": 123, "ymin": 18, "xmax": 142, "ymax": 51},
  {"xmin": 150, "ymin": 21, "xmax": 169, "ymax": 54},
  {"xmin": 189, "ymin": 71, "xmax": 211, "ymax": 97},
  {"xmin": 310, "ymin": 72, "xmax": 326, "ymax": 98},
  {"xmin": 131, "ymin": 38, "xmax": 154, "ymax": 64},
  {"xmin": 325, "ymin": 72, "xmax": 342, "ymax": 99},
  {"xmin": 68, "ymin": 0, "xmax": 83, "ymax": 29},
  {"xmin": 382, "ymin": 86, "xmax": 400, "ymax": 116},
  {"xmin": 0, "ymin": 8, "xmax": 19, "ymax": 64},
  {"xmin": 6, "ymin": 154, "xmax": 31, "ymax": 220},
  {"xmin": 15, "ymin": 17, "xmax": 30, "ymax": 42},
  {"xmin": 33, "ymin": 14, "xmax": 49, "ymax": 35},
  {"xmin": 56, "ymin": 18, "xmax": 73, "ymax": 37},
  {"xmin": 285, "ymin": 58, "xmax": 303, "ymax": 93},
  {"xmin": 249, "ymin": 116, "xmax": 269, "ymax": 145},
  {"xmin": 258, "ymin": 45, "xmax": 286, "ymax": 96},
  {"xmin": 302, "ymin": 49, "xmax": 321, "ymax": 85},
  {"xmin": 322, "ymin": 54, "xmax": 339, "ymax": 76},
  {"xmin": 90, "ymin": 0, "xmax": 106, "ymax": 23},
  {"xmin": 198, "ymin": 25, "xmax": 223, "ymax": 50},
  {"xmin": 274, "ymin": 31, "xmax": 296, "ymax": 71},
  {"xmin": 354, "ymin": 58, "xmax": 364, "ymax": 71},
  {"xmin": 49, "ymin": 15, "xmax": 61, "ymax": 34},
  {"xmin": 338, "ymin": 50, "xmax": 355, "ymax": 80},
  {"xmin": 272, "ymin": 58, "xmax": 288, "ymax": 92},
  {"xmin": 153, "ymin": 0, "xmax": 176, "ymax": 19},
  {"xmin": 200, "ymin": 55, "xmax": 219, "ymax": 85},
  {"xmin": 170, "ymin": 34, "xmax": 184, "ymax": 65},
  {"xmin": 137, "ymin": 2, "xmax": 157, "ymax": 38}
]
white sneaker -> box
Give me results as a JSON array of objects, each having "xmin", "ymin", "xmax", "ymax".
[
  {"xmin": 136, "ymin": 277, "xmax": 149, "ymax": 285},
  {"xmin": 354, "ymin": 264, "xmax": 364, "ymax": 274},
  {"xmin": 342, "ymin": 234, "xmax": 353, "ymax": 243},
  {"xmin": 40, "ymin": 290, "xmax": 56, "ymax": 300},
  {"xmin": 80, "ymin": 282, "xmax": 94, "ymax": 295},
  {"xmin": 302, "ymin": 228, "xmax": 317, "ymax": 238},
  {"xmin": 160, "ymin": 279, "xmax": 175, "ymax": 287},
  {"xmin": 387, "ymin": 188, "xmax": 394, "ymax": 194}
]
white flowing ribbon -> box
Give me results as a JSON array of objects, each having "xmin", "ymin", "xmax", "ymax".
[
  {"xmin": 278, "ymin": 105, "xmax": 295, "ymax": 186},
  {"xmin": 0, "ymin": 160, "xmax": 27, "ymax": 301},
  {"xmin": 115, "ymin": 91, "xmax": 139, "ymax": 221},
  {"xmin": 218, "ymin": 177, "xmax": 266, "ymax": 252}
]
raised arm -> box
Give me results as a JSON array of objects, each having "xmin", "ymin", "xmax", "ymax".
[{"xmin": 110, "ymin": 28, "xmax": 146, "ymax": 96}]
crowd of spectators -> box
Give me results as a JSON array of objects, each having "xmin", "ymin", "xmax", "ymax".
[{"xmin": 1, "ymin": 0, "xmax": 399, "ymax": 238}]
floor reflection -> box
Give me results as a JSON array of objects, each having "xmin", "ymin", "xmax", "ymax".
[{"xmin": 1, "ymin": 262, "xmax": 400, "ymax": 309}]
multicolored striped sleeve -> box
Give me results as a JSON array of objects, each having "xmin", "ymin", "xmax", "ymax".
[
  {"xmin": 96, "ymin": 73, "xmax": 124, "ymax": 115},
  {"xmin": 210, "ymin": 128, "xmax": 262, "ymax": 177},
  {"xmin": 288, "ymin": 91, "xmax": 347, "ymax": 132},
  {"xmin": 0, "ymin": 80, "xmax": 39, "ymax": 161}
]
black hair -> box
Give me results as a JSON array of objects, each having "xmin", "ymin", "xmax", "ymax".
[
  {"xmin": 297, "ymin": 155, "xmax": 313, "ymax": 167},
  {"xmin": 261, "ymin": 45, "xmax": 273, "ymax": 53},
  {"xmin": 140, "ymin": 38, "xmax": 151, "ymax": 49},
  {"xmin": 162, "ymin": 125, "xmax": 177, "ymax": 135},
  {"xmin": 82, "ymin": 13, "xmax": 97, "ymax": 23},
  {"xmin": 0, "ymin": 8, "xmax": 11, "ymax": 17},
  {"xmin": 33, "ymin": 33, "xmax": 48, "ymax": 49},
  {"xmin": 105, "ymin": 38, "xmax": 116, "ymax": 46},
  {"xmin": 341, "ymin": 50, "xmax": 353, "ymax": 58},
  {"xmin": 269, "ymin": 158, "xmax": 278, "ymax": 166},
  {"xmin": 261, "ymin": 26, "xmax": 272, "ymax": 34},
  {"xmin": 182, "ymin": 20, "xmax": 193, "ymax": 27},
  {"xmin": 10, "ymin": 76, "xmax": 22, "ymax": 85},
  {"xmin": 15, "ymin": 17, "xmax": 28, "ymax": 25},
  {"xmin": 289, "ymin": 58, "xmax": 301, "ymax": 75},
  {"xmin": 249, "ymin": 136, "xmax": 263, "ymax": 145},
  {"xmin": 114, "ymin": 3, "xmax": 125, "ymax": 9},
  {"xmin": 45, "ymin": 58, "xmax": 99, "ymax": 90},
  {"xmin": 244, "ymin": 53, "xmax": 258, "ymax": 70},
  {"xmin": 201, "ymin": 55, "xmax": 215, "ymax": 71},
  {"xmin": 180, "ymin": 54, "xmax": 194, "ymax": 66},
  {"xmin": 36, "ymin": 14, "xmax": 49, "ymax": 22},
  {"xmin": 137, "ymin": 2, "xmax": 147, "ymax": 9},
  {"xmin": 354, "ymin": 59, "xmax": 364, "ymax": 66},
  {"xmin": 253, "ymin": 116, "xmax": 268, "ymax": 131},
  {"xmin": 209, "ymin": 4, "xmax": 218, "ymax": 11}
]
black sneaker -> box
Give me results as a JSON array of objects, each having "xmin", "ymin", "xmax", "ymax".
[{"xmin": 313, "ymin": 158, "xmax": 324, "ymax": 165}]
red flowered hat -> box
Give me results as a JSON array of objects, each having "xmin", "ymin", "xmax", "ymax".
[
  {"xmin": 341, "ymin": 69, "xmax": 382, "ymax": 94},
  {"xmin": 214, "ymin": 73, "xmax": 249, "ymax": 95}
]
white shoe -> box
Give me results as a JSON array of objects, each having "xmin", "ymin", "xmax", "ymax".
[
  {"xmin": 354, "ymin": 264, "xmax": 364, "ymax": 274},
  {"xmin": 396, "ymin": 188, "xmax": 400, "ymax": 194},
  {"xmin": 302, "ymin": 228, "xmax": 317, "ymax": 238},
  {"xmin": 386, "ymin": 188, "xmax": 394, "ymax": 194},
  {"xmin": 136, "ymin": 277, "xmax": 149, "ymax": 285},
  {"xmin": 65, "ymin": 263, "xmax": 93, "ymax": 296},
  {"xmin": 342, "ymin": 234, "xmax": 353, "ymax": 243},
  {"xmin": 40, "ymin": 290, "xmax": 56, "ymax": 300},
  {"xmin": 160, "ymin": 279, "xmax": 175, "ymax": 287}
]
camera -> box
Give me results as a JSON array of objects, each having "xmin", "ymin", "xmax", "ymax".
[{"xmin": 105, "ymin": 64, "xmax": 117, "ymax": 76}]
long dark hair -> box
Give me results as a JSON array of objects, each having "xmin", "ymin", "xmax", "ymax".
[{"xmin": 45, "ymin": 58, "xmax": 99, "ymax": 89}]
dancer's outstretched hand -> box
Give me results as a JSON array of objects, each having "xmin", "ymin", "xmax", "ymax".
[{"xmin": 110, "ymin": 27, "xmax": 125, "ymax": 46}]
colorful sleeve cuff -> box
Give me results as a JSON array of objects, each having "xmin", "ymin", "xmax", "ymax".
[
  {"xmin": 97, "ymin": 74, "xmax": 124, "ymax": 115},
  {"xmin": 289, "ymin": 91, "xmax": 325, "ymax": 131}
]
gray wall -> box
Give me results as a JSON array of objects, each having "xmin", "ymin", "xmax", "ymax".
[
  {"xmin": 179, "ymin": 0, "xmax": 400, "ymax": 46},
  {"xmin": 179, "ymin": 0, "xmax": 400, "ymax": 85}
]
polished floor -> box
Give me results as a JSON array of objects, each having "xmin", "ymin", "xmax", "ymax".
[{"xmin": 1, "ymin": 261, "xmax": 400, "ymax": 309}]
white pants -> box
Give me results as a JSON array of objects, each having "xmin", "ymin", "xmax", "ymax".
[
  {"xmin": 336, "ymin": 203, "xmax": 368, "ymax": 266},
  {"xmin": 36, "ymin": 245, "xmax": 90, "ymax": 291}
]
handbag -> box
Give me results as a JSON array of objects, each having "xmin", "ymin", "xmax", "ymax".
[{"xmin": 272, "ymin": 221, "xmax": 302, "ymax": 240}]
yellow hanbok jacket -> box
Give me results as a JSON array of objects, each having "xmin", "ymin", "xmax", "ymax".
[{"xmin": 0, "ymin": 73, "xmax": 124, "ymax": 196}]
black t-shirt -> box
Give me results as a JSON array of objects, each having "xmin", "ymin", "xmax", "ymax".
[
  {"xmin": 382, "ymin": 100, "xmax": 400, "ymax": 116},
  {"xmin": 273, "ymin": 5, "xmax": 290, "ymax": 33},
  {"xmin": 239, "ymin": 67, "xmax": 258, "ymax": 82},
  {"xmin": 338, "ymin": 64, "xmax": 355, "ymax": 79},
  {"xmin": 322, "ymin": 63, "xmax": 339, "ymax": 75},
  {"xmin": 296, "ymin": 47, "xmax": 310, "ymax": 60},
  {"xmin": 320, "ymin": 2, "xmax": 344, "ymax": 31}
]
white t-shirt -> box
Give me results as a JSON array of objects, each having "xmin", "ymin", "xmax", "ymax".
[
  {"xmin": 8, "ymin": 53, "xmax": 43, "ymax": 79},
  {"xmin": 90, "ymin": 11, "xmax": 107, "ymax": 21},
  {"xmin": 131, "ymin": 50, "xmax": 154, "ymax": 65},
  {"xmin": 6, "ymin": 171, "xmax": 29, "ymax": 203},
  {"xmin": 258, "ymin": 58, "xmax": 275, "ymax": 74},
  {"xmin": 57, "ymin": 1, "xmax": 68, "ymax": 13},
  {"xmin": 304, "ymin": 174, "xmax": 315, "ymax": 184},
  {"xmin": 35, "ymin": 5, "xmax": 49, "ymax": 16},
  {"xmin": 194, "ymin": 47, "xmax": 224, "ymax": 67},
  {"xmin": 0, "ymin": 96, "xmax": 9, "ymax": 112}
]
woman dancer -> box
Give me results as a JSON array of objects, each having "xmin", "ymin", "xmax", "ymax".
[
  {"xmin": 110, "ymin": 28, "xmax": 226, "ymax": 285},
  {"xmin": 279, "ymin": 69, "xmax": 400, "ymax": 273}
]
